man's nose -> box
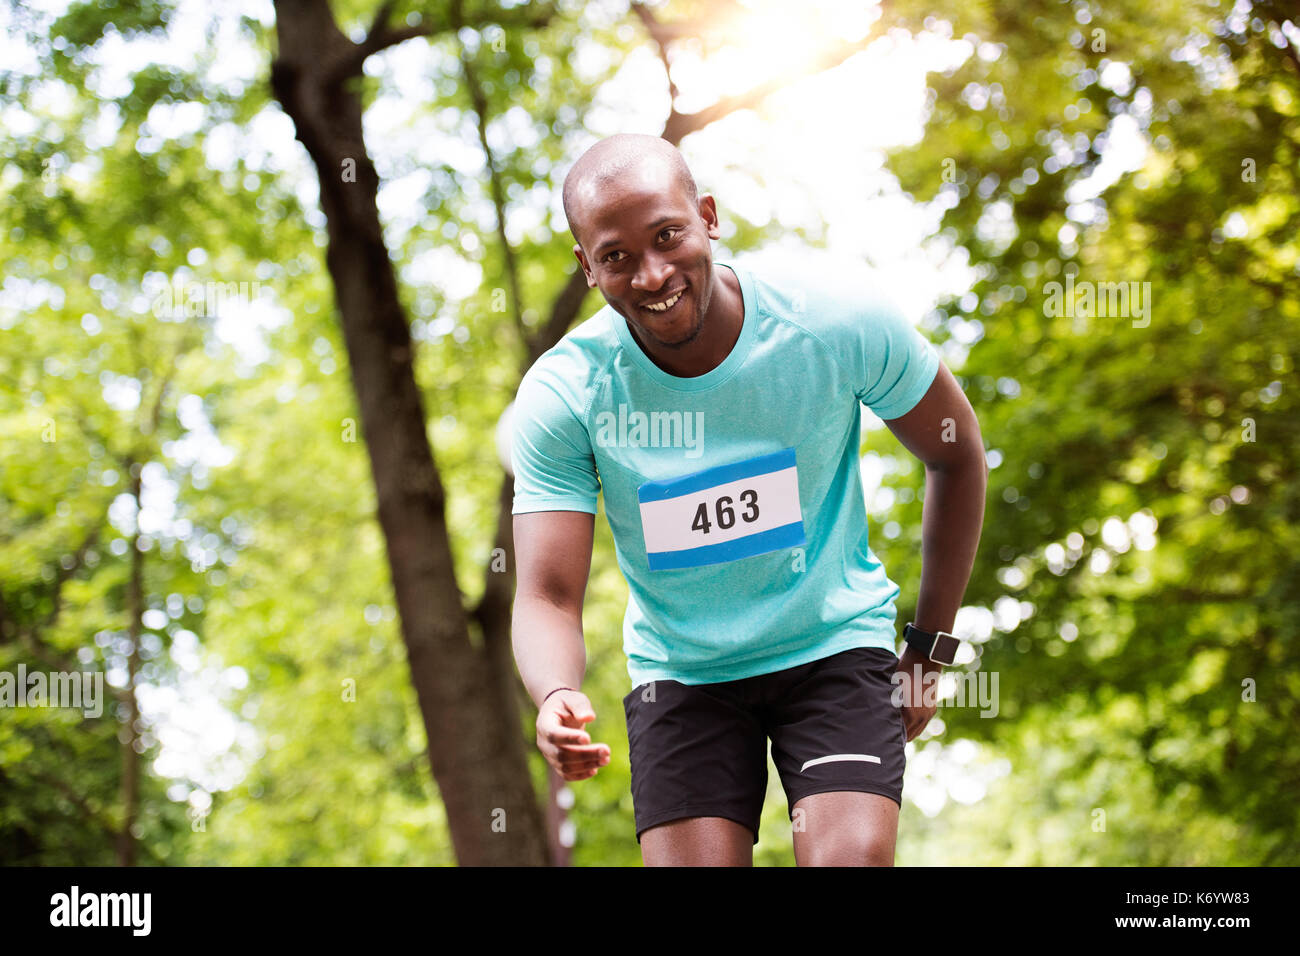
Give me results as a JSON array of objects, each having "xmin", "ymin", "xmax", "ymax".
[{"xmin": 630, "ymin": 252, "xmax": 672, "ymax": 291}]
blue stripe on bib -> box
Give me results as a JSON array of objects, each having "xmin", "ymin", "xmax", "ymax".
[
  {"xmin": 637, "ymin": 447, "xmax": 807, "ymax": 570},
  {"xmin": 644, "ymin": 521, "xmax": 807, "ymax": 570},
  {"xmin": 637, "ymin": 447, "xmax": 796, "ymax": 503}
]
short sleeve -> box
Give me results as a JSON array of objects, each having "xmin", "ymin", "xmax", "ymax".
[
  {"xmin": 510, "ymin": 370, "xmax": 600, "ymax": 515},
  {"xmin": 852, "ymin": 293, "xmax": 941, "ymax": 420}
]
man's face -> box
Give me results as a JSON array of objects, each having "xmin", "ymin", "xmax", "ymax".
[{"xmin": 572, "ymin": 161, "xmax": 722, "ymax": 350}]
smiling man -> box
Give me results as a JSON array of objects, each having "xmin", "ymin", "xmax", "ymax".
[{"xmin": 510, "ymin": 133, "xmax": 988, "ymax": 866}]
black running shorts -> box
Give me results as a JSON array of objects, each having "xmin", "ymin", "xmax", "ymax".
[{"xmin": 621, "ymin": 645, "xmax": 907, "ymax": 844}]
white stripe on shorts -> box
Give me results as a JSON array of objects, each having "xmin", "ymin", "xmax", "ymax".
[{"xmin": 800, "ymin": 753, "xmax": 881, "ymax": 772}]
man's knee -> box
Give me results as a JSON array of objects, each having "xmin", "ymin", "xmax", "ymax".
[
  {"xmin": 792, "ymin": 790, "xmax": 899, "ymax": 866},
  {"xmin": 799, "ymin": 832, "xmax": 895, "ymax": 866}
]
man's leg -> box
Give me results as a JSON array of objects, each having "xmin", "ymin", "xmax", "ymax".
[
  {"xmin": 764, "ymin": 646, "xmax": 908, "ymax": 866},
  {"xmin": 623, "ymin": 677, "xmax": 767, "ymax": 865},
  {"xmin": 791, "ymin": 791, "xmax": 898, "ymax": 866},
  {"xmin": 640, "ymin": 816, "xmax": 756, "ymax": 866}
]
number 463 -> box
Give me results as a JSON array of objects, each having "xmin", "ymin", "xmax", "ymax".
[{"xmin": 691, "ymin": 489, "xmax": 760, "ymax": 534}]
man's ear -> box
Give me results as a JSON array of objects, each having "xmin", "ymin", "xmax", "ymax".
[
  {"xmin": 573, "ymin": 244, "xmax": 597, "ymax": 288},
  {"xmin": 698, "ymin": 195, "xmax": 721, "ymax": 240}
]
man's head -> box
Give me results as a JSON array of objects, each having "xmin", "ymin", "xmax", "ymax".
[{"xmin": 562, "ymin": 133, "xmax": 722, "ymax": 351}]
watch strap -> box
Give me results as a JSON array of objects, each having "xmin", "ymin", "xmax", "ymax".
[{"xmin": 903, "ymin": 622, "xmax": 960, "ymax": 665}]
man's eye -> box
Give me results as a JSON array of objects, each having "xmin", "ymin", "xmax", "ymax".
[
  {"xmin": 604, "ymin": 251, "xmax": 625, "ymax": 263},
  {"xmin": 659, "ymin": 228, "xmax": 680, "ymax": 241}
]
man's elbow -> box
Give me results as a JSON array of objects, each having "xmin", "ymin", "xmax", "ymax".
[{"xmin": 923, "ymin": 443, "xmax": 989, "ymax": 479}]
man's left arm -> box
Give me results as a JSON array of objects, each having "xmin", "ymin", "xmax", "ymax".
[{"xmin": 881, "ymin": 362, "xmax": 989, "ymax": 740}]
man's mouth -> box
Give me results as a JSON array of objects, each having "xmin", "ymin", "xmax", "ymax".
[{"xmin": 641, "ymin": 288, "xmax": 685, "ymax": 313}]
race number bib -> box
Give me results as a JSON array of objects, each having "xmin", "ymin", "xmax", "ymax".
[{"xmin": 637, "ymin": 447, "xmax": 806, "ymax": 570}]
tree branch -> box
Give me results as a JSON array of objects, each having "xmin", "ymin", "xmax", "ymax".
[
  {"xmin": 663, "ymin": 38, "xmax": 871, "ymax": 144},
  {"xmin": 631, "ymin": 1, "xmax": 681, "ymax": 102},
  {"xmin": 630, "ymin": 0, "xmax": 745, "ymax": 44},
  {"xmin": 331, "ymin": 0, "xmax": 562, "ymax": 83},
  {"xmin": 324, "ymin": 0, "xmax": 432, "ymax": 83},
  {"xmin": 452, "ymin": 0, "xmax": 528, "ymax": 343},
  {"xmin": 528, "ymin": 267, "xmax": 591, "ymax": 365}
]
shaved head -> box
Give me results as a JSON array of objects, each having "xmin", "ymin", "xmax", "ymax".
[
  {"xmin": 562, "ymin": 134, "xmax": 700, "ymax": 249},
  {"xmin": 560, "ymin": 132, "xmax": 734, "ymax": 372}
]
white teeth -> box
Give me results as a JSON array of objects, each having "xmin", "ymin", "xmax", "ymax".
[{"xmin": 645, "ymin": 290, "xmax": 683, "ymax": 312}]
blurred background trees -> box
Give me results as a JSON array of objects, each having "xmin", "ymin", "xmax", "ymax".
[
  {"xmin": 1, "ymin": 0, "xmax": 1295, "ymax": 865},
  {"xmin": 876, "ymin": 0, "xmax": 1299, "ymax": 863}
]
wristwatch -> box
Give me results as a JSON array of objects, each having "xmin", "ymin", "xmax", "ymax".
[{"xmin": 902, "ymin": 622, "xmax": 960, "ymax": 665}]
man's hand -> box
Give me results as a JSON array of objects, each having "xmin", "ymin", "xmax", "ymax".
[
  {"xmin": 893, "ymin": 646, "xmax": 943, "ymax": 742},
  {"xmin": 536, "ymin": 689, "xmax": 611, "ymax": 781}
]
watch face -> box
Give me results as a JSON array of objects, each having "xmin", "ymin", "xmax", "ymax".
[{"xmin": 933, "ymin": 633, "xmax": 960, "ymax": 664}]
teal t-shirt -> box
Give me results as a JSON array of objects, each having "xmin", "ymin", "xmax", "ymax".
[{"xmin": 511, "ymin": 255, "xmax": 940, "ymax": 688}]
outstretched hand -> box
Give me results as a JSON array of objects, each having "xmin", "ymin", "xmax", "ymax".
[{"xmin": 535, "ymin": 689, "xmax": 612, "ymax": 781}]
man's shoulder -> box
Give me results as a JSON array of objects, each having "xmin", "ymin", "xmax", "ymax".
[{"xmin": 521, "ymin": 307, "xmax": 619, "ymax": 395}]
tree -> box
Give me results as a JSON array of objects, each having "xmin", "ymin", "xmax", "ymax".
[
  {"xmin": 874, "ymin": 0, "xmax": 1299, "ymax": 862},
  {"xmin": 266, "ymin": 0, "xmax": 876, "ymax": 864}
]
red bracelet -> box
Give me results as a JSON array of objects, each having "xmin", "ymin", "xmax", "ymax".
[{"xmin": 542, "ymin": 686, "xmax": 576, "ymax": 704}]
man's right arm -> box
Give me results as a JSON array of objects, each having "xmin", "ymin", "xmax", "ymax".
[
  {"xmin": 512, "ymin": 509, "xmax": 595, "ymax": 708},
  {"xmin": 509, "ymin": 360, "xmax": 609, "ymax": 778},
  {"xmin": 513, "ymin": 509, "xmax": 611, "ymax": 781}
]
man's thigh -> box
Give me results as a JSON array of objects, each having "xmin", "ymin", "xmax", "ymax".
[
  {"xmin": 764, "ymin": 645, "xmax": 907, "ymax": 864},
  {"xmin": 640, "ymin": 816, "xmax": 755, "ymax": 866},
  {"xmin": 623, "ymin": 676, "xmax": 768, "ymax": 861}
]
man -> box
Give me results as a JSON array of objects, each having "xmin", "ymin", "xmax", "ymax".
[{"xmin": 510, "ymin": 132, "xmax": 987, "ymax": 866}]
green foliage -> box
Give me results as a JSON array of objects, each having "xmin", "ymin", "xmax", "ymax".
[
  {"xmin": 873, "ymin": 0, "xmax": 1299, "ymax": 863},
  {"xmin": 3, "ymin": 0, "xmax": 1293, "ymax": 866}
]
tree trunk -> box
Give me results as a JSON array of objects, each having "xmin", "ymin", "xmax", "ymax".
[
  {"xmin": 270, "ymin": 0, "xmax": 549, "ymax": 865},
  {"xmin": 268, "ymin": 0, "xmax": 878, "ymax": 866}
]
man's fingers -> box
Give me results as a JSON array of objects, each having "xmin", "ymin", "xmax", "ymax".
[
  {"xmin": 900, "ymin": 707, "xmax": 916, "ymax": 741},
  {"xmin": 557, "ymin": 742, "xmax": 610, "ymax": 759},
  {"xmin": 544, "ymin": 725, "xmax": 593, "ymax": 747},
  {"xmin": 550, "ymin": 745, "xmax": 610, "ymax": 780},
  {"xmin": 552, "ymin": 742, "xmax": 610, "ymax": 762},
  {"xmin": 901, "ymin": 708, "xmax": 934, "ymax": 741},
  {"xmin": 558, "ymin": 754, "xmax": 609, "ymax": 774},
  {"xmin": 539, "ymin": 737, "xmax": 609, "ymax": 759},
  {"xmin": 559, "ymin": 698, "xmax": 596, "ymax": 725}
]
